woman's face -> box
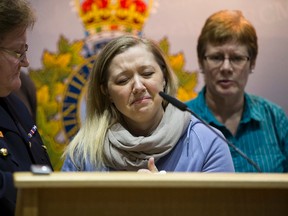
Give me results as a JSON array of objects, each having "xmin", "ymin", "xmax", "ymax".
[
  {"xmin": 0, "ymin": 27, "xmax": 29, "ymax": 97},
  {"xmin": 201, "ymin": 41, "xmax": 255, "ymax": 99},
  {"xmin": 107, "ymin": 44, "xmax": 165, "ymax": 130}
]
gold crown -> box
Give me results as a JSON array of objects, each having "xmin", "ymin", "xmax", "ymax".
[{"xmin": 74, "ymin": 0, "xmax": 154, "ymax": 37}]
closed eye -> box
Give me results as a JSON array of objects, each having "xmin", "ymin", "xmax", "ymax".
[
  {"xmin": 142, "ymin": 71, "xmax": 154, "ymax": 78},
  {"xmin": 116, "ymin": 77, "xmax": 129, "ymax": 85}
]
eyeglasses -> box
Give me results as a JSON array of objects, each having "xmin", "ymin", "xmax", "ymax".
[
  {"xmin": 0, "ymin": 44, "xmax": 28, "ymax": 63},
  {"xmin": 204, "ymin": 54, "xmax": 250, "ymax": 68}
]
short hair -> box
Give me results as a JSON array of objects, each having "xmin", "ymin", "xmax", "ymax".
[
  {"xmin": 87, "ymin": 34, "xmax": 178, "ymax": 123},
  {"xmin": 0, "ymin": 0, "xmax": 36, "ymax": 40},
  {"xmin": 197, "ymin": 10, "xmax": 258, "ymax": 64}
]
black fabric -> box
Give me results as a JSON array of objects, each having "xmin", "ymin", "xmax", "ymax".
[{"xmin": 0, "ymin": 94, "xmax": 53, "ymax": 216}]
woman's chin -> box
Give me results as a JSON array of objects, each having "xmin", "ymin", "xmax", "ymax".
[
  {"xmin": 12, "ymin": 78, "xmax": 22, "ymax": 92},
  {"xmin": 216, "ymin": 87, "xmax": 240, "ymax": 98}
]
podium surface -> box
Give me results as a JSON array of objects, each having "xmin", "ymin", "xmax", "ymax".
[{"xmin": 14, "ymin": 172, "xmax": 288, "ymax": 216}]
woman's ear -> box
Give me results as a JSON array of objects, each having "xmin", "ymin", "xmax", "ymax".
[
  {"xmin": 198, "ymin": 60, "xmax": 204, "ymax": 73},
  {"xmin": 100, "ymin": 84, "xmax": 105, "ymax": 95},
  {"xmin": 250, "ymin": 61, "xmax": 256, "ymax": 70},
  {"xmin": 101, "ymin": 85, "xmax": 112, "ymax": 102}
]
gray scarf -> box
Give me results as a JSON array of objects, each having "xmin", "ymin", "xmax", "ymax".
[{"xmin": 103, "ymin": 104, "xmax": 192, "ymax": 171}]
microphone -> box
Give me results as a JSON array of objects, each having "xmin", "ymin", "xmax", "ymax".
[{"xmin": 159, "ymin": 91, "xmax": 262, "ymax": 173}]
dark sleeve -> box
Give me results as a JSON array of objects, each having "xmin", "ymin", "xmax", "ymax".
[
  {"xmin": 0, "ymin": 170, "xmax": 15, "ymax": 198},
  {"xmin": 0, "ymin": 171, "xmax": 3, "ymax": 197},
  {"xmin": 0, "ymin": 170, "xmax": 16, "ymax": 216}
]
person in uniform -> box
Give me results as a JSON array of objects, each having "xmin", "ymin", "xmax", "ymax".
[{"xmin": 0, "ymin": 1, "xmax": 53, "ymax": 215}]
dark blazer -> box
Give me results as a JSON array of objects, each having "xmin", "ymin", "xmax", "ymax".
[{"xmin": 0, "ymin": 94, "xmax": 52, "ymax": 216}]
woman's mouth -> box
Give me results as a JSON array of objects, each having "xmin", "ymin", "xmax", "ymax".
[
  {"xmin": 218, "ymin": 80, "xmax": 234, "ymax": 88},
  {"xmin": 132, "ymin": 96, "xmax": 151, "ymax": 105}
]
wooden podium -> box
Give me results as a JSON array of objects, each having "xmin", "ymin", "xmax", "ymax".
[{"xmin": 14, "ymin": 172, "xmax": 288, "ymax": 216}]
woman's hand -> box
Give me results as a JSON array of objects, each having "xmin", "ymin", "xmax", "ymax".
[{"xmin": 138, "ymin": 157, "xmax": 166, "ymax": 173}]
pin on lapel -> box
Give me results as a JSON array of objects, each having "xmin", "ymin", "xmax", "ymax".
[{"xmin": 28, "ymin": 125, "xmax": 37, "ymax": 138}]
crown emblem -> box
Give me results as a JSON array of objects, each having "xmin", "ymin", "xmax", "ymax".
[{"xmin": 74, "ymin": 0, "xmax": 154, "ymax": 39}]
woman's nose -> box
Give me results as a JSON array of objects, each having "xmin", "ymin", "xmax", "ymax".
[
  {"xmin": 220, "ymin": 58, "xmax": 233, "ymax": 71},
  {"xmin": 132, "ymin": 76, "xmax": 145, "ymax": 93},
  {"xmin": 19, "ymin": 55, "xmax": 29, "ymax": 67}
]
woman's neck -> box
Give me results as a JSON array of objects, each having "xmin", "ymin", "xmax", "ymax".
[
  {"xmin": 205, "ymin": 91, "xmax": 244, "ymax": 135},
  {"xmin": 122, "ymin": 108, "xmax": 164, "ymax": 137}
]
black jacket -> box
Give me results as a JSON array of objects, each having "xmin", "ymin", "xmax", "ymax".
[{"xmin": 0, "ymin": 94, "xmax": 52, "ymax": 216}]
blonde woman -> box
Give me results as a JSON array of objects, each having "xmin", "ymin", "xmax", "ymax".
[{"xmin": 62, "ymin": 35, "xmax": 234, "ymax": 173}]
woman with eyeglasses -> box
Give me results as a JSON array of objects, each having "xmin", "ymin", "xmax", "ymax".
[
  {"xmin": 186, "ymin": 10, "xmax": 288, "ymax": 173},
  {"xmin": 0, "ymin": 1, "xmax": 52, "ymax": 215}
]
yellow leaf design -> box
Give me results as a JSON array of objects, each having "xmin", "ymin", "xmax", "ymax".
[
  {"xmin": 177, "ymin": 87, "xmax": 197, "ymax": 102},
  {"xmin": 43, "ymin": 51, "xmax": 71, "ymax": 68},
  {"xmin": 37, "ymin": 85, "xmax": 49, "ymax": 105},
  {"xmin": 54, "ymin": 83, "xmax": 65, "ymax": 97},
  {"xmin": 169, "ymin": 53, "xmax": 184, "ymax": 71}
]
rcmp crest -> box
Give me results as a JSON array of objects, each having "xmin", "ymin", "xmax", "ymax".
[{"xmin": 29, "ymin": 0, "xmax": 198, "ymax": 170}]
